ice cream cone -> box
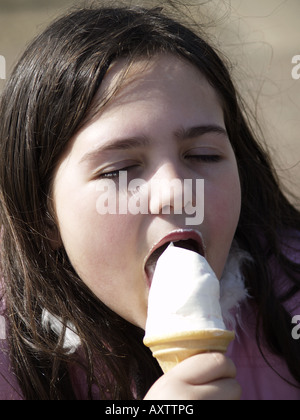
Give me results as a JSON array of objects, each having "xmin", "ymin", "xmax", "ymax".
[{"xmin": 144, "ymin": 329, "xmax": 235, "ymax": 373}]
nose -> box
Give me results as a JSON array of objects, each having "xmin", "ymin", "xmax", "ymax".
[{"xmin": 148, "ymin": 162, "xmax": 194, "ymax": 216}]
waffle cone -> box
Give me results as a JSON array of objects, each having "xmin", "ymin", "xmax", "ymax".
[{"xmin": 144, "ymin": 329, "xmax": 235, "ymax": 373}]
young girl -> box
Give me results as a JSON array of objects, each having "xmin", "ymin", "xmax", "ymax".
[{"xmin": 0, "ymin": 4, "xmax": 299, "ymax": 400}]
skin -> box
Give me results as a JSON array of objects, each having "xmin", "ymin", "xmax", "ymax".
[
  {"xmin": 52, "ymin": 54, "xmax": 242, "ymax": 399},
  {"xmin": 144, "ymin": 353, "xmax": 241, "ymax": 400}
]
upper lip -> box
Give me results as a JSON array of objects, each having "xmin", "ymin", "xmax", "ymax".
[{"xmin": 144, "ymin": 229, "xmax": 205, "ymax": 272}]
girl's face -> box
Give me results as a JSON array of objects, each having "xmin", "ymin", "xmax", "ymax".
[{"xmin": 52, "ymin": 54, "xmax": 241, "ymax": 329}]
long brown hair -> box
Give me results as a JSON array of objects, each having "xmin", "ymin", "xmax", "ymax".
[{"xmin": 0, "ymin": 4, "xmax": 299, "ymax": 399}]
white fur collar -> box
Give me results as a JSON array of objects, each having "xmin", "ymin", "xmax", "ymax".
[
  {"xmin": 220, "ymin": 242, "xmax": 251, "ymax": 329},
  {"xmin": 41, "ymin": 308, "xmax": 81, "ymax": 354}
]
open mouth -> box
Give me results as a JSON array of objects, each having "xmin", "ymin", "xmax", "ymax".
[{"xmin": 144, "ymin": 233, "xmax": 205, "ymax": 285}]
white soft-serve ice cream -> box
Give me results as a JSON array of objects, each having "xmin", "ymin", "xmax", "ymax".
[
  {"xmin": 145, "ymin": 243, "xmax": 226, "ymax": 336},
  {"xmin": 143, "ymin": 242, "xmax": 234, "ymax": 372}
]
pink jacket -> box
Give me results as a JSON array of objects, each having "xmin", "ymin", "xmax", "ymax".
[
  {"xmin": 227, "ymin": 301, "xmax": 300, "ymax": 400},
  {"xmin": 227, "ymin": 234, "xmax": 300, "ymax": 400},
  {"xmin": 0, "ymin": 236, "xmax": 300, "ymax": 400}
]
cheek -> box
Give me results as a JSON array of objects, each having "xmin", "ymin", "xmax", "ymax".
[
  {"xmin": 205, "ymin": 161, "xmax": 241, "ymax": 221},
  {"xmin": 204, "ymin": 169, "xmax": 241, "ymax": 277},
  {"xmin": 53, "ymin": 179, "xmax": 110, "ymax": 272},
  {"xmin": 57, "ymin": 200, "xmax": 130, "ymax": 276},
  {"xmin": 213, "ymin": 175, "xmax": 241, "ymax": 227}
]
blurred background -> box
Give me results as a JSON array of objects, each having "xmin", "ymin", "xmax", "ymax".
[{"xmin": 0, "ymin": 0, "xmax": 299, "ymax": 204}]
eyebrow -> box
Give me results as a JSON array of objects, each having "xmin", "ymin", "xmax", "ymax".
[
  {"xmin": 174, "ymin": 124, "xmax": 228, "ymax": 141},
  {"xmin": 79, "ymin": 136, "xmax": 150, "ymax": 165},
  {"xmin": 79, "ymin": 124, "xmax": 228, "ymax": 165}
]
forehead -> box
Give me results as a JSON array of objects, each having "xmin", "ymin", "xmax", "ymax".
[
  {"xmin": 58, "ymin": 53, "xmax": 226, "ymax": 172},
  {"xmin": 92, "ymin": 53, "xmax": 222, "ymax": 115},
  {"xmin": 69, "ymin": 53, "xmax": 225, "ymax": 159}
]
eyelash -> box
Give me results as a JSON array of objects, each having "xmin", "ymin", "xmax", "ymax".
[
  {"xmin": 185, "ymin": 154, "xmax": 222, "ymax": 163},
  {"xmin": 98, "ymin": 165, "xmax": 138, "ymax": 179},
  {"xmin": 98, "ymin": 155, "xmax": 221, "ymax": 179}
]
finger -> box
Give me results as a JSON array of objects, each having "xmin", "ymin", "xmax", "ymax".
[
  {"xmin": 194, "ymin": 378, "xmax": 242, "ymax": 400},
  {"xmin": 170, "ymin": 352, "xmax": 237, "ymax": 385}
]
